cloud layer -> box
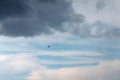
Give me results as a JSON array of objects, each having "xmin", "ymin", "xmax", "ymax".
[
  {"xmin": 0, "ymin": 0, "xmax": 84, "ymax": 37},
  {"xmin": 0, "ymin": 53, "xmax": 120, "ymax": 80},
  {"xmin": 72, "ymin": 0, "xmax": 120, "ymax": 38},
  {"xmin": 0, "ymin": 0, "xmax": 28, "ymax": 20},
  {"xmin": 0, "ymin": 0, "xmax": 120, "ymax": 38},
  {"xmin": 28, "ymin": 60, "xmax": 120, "ymax": 80}
]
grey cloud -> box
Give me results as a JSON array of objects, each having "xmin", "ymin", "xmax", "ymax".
[
  {"xmin": 0, "ymin": 0, "xmax": 29, "ymax": 20},
  {"xmin": 38, "ymin": 0, "xmax": 56, "ymax": 3},
  {"xmin": 1, "ymin": 17, "xmax": 53, "ymax": 37},
  {"xmin": 0, "ymin": 0, "xmax": 85, "ymax": 37},
  {"xmin": 1, "ymin": 0, "xmax": 118, "ymax": 38},
  {"xmin": 96, "ymin": 0, "xmax": 106, "ymax": 11},
  {"xmin": 91, "ymin": 22, "xmax": 120, "ymax": 38},
  {"xmin": 71, "ymin": 21, "xmax": 120, "ymax": 38}
]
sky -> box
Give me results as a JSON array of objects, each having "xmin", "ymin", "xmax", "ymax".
[{"xmin": 0, "ymin": 0, "xmax": 120, "ymax": 80}]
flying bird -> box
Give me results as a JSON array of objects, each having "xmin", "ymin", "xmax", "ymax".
[{"xmin": 48, "ymin": 45, "xmax": 50, "ymax": 48}]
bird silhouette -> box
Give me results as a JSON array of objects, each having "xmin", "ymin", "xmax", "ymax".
[{"xmin": 48, "ymin": 45, "xmax": 50, "ymax": 48}]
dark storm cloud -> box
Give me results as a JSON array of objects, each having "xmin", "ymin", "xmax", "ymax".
[
  {"xmin": 0, "ymin": 0, "xmax": 28, "ymax": 20},
  {"xmin": 0, "ymin": 0, "xmax": 85, "ymax": 37},
  {"xmin": 38, "ymin": 0, "xmax": 56, "ymax": 3},
  {"xmin": 1, "ymin": 0, "xmax": 117, "ymax": 38}
]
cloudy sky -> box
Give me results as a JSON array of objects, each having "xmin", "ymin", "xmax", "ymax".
[{"xmin": 0, "ymin": 0, "xmax": 120, "ymax": 80}]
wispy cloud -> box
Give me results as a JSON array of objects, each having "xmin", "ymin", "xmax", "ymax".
[
  {"xmin": 27, "ymin": 60, "xmax": 120, "ymax": 80},
  {"xmin": 0, "ymin": 53, "xmax": 119, "ymax": 80}
]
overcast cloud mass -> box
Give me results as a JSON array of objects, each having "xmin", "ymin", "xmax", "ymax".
[
  {"xmin": 0, "ymin": 0, "xmax": 120, "ymax": 38},
  {"xmin": 0, "ymin": 0, "xmax": 84, "ymax": 37}
]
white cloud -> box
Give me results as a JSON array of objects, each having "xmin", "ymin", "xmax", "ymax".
[
  {"xmin": 0, "ymin": 53, "xmax": 119, "ymax": 80},
  {"xmin": 27, "ymin": 60, "xmax": 120, "ymax": 80},
  {"xmin": 0, "ymin": 53, "xmax": 43, "ymax": 73},
  {"xmin": 0, "ymin": 55, "xmax": 11, "ymax": 62},
  {"xmin": 72, "ymin": 0, "xmax": 120, "ymax": 26},
  {"xmin": 0, "ymin": 49, "xmax": 103, "ymax": 72},
  {"xmin": 0, "ymin": 53, "xmax": 46, "ymax": 80}
]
